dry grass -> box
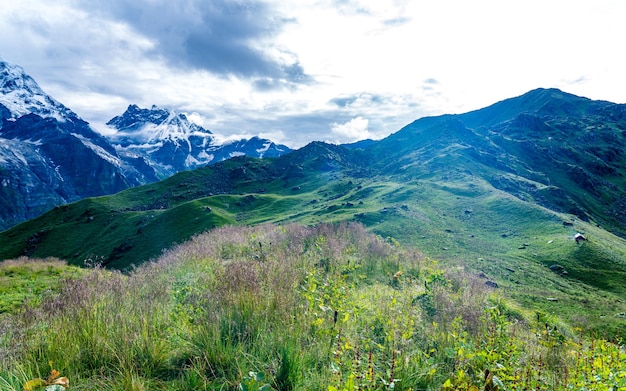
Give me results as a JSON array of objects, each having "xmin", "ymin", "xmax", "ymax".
[{"xmin": 0, "ymin": 222, "xmax": 623, "ymax": 390}]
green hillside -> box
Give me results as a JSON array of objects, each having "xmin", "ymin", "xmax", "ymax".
[
  {"xmin": 1, "ymin": 224, "xmax": 624, "ymax": 390},
  {"xmin": 1, "ymin": 88, "xmax": 625, "ymax": 338},
  {"xmin": 0, "ymin": 257, "xmax": 87, "ymax": 314}
]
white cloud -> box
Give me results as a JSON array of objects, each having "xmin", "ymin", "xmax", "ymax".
[
  {"xmin": 330, "ymin": 116, "xmax": 372, "ymax": 143},
  {"xmin": 184, "ymin": 112, "xmax": 207, "ymax": 128},
  {"xmin": 1, "ymin": 0, "xmax": 626, "ymax": 149},
  {"xmin": 258, "ymin": 130, "xmax": 288, "ymax": 146}
]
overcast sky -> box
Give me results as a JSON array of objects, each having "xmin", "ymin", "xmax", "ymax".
[{"xmin": 1, "ymin": 0, "xmax": 625, "ymax": 148}]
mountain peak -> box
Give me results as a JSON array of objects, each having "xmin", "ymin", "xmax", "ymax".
[
  {"xmin": 0, "ymin": 61, "xmax": 37, "ymax": 94},
  {"xmin": 458, "ymin": 87, "xmax": 608, "ymax": 129},
  {"xmin": 107, "ymin": 104, "xmax": 212, "ymax": 145},
  {"xmin": 108, "ymin": 104, "xmax": 175, "ymax": 130},
  {"xmin": 515, "ymin": 87, "xmax": 592, "ymax": 106},
  {"xmin": 0, "ymin": 60, "xmax": 76, "ymax": 122}
]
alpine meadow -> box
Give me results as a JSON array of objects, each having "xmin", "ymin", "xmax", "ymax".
[{"xmin": 1, "ymin": 81, "xmax": 626, "ymax": 389}]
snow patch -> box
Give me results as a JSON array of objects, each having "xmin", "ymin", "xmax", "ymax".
[
  {"xmin": 0, "ymin": 61, "xmax": 75, "ymax": 121},
  {"xmin": 20, "ymin": 138, "xmax": 44, "ymax": 146},
  {"xmin": 55, "ymin": 165, "xmax": 64, "ymax": 182},
  {"xmin": 256, "ymin": 142, "xmax": 272, "ymax": 154},
  {"xmin": 71, "ymin": 133, "xmax": 122, "ymax": 167},
  {"xmin": 0, "ymin": 138, "xmax": 29, "ymax": 166},
  {"xmin": 197, "ymin": 150, "xmax": 214, "ymax": 163},
  {"xmin": 185, "ymin": 154, "xmax": 200, "ymax": 167}
]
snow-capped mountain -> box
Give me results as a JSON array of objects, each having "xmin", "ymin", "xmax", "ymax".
[
  {"xmin": 0, "ymin": 61, "xmax": 75, "ymax": 122},
  {"xmin": 106, "ymin": 105, "xmax": 291, "ymax": 178},
  {"xmin": 208, "ymin": 136, "xmax": 292, "ymax": 161},
  {"xmin": 0, "ymin": 60, "xmax": 157, "ymax": 230},
  {"xmin": 0, "ymin": 60, "xmax": 291, "ymax": 230},
  {"xmin": 107, "ymin": 104, "xmax": 214, "ymax": 144}
]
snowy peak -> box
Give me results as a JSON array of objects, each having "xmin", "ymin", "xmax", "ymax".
[
  {"xmin": 105, "ymin": 104, "xmax": 292, "ymax": 177},
  {"xmin": 218, "ymin": 136, "xmax": 290, "ymax": 159},
  {"xmin": 0, "ymin": 56, "xmax": 290, "ymax": 226},
  {"xmin": 107, "ymin": 104, "xmax": 212, "ymax": 144},
  {"xmin": 0, "ymin": 60, "xmax": 159, "ymax": 230},
  {"xmin": 0, "ymin": 61, "xmax": 76, "ymax": 122},
  {"xmin": 107, "ymin": 104, "xmax": 169, "ymax": 130}
]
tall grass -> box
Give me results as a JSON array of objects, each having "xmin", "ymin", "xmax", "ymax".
[{"xmin": 0, "ymin": 223, "xmax": 624, "ymax": 390}]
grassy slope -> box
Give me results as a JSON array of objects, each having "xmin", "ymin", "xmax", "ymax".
[
  {"xmin": 1, "ymin": 153, "xmax": 625, "ymax": 335},
  {"xmin": 2, "ymin": 89, "xmax": 626, "ymax": 337},
  {"xmin": 0, "ymin": 257, "xmax": 87, "ymax": 314},
  {"xmin": 1, "ymin": 224, "xmax": 624, "ymax": 390}
]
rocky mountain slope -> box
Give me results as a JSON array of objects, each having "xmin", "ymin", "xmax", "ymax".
[
  {"xmin": 0, "ymin": 60, "xmax": 290, "ymax": 230},
  {"xmin": 107, "ymin": 104, "xmax": 290, "ymax": 178},
  {"xmin": 0, "ymin": 61, "xmax": 156, "ymax": 230}
]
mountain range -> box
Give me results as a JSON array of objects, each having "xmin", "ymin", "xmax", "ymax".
[
  {"xmin": 2, "ymin": 56, "xmax": 626, "ymax": 335},
  {"xmin": 0, "ymin": 60, "xmax": 290, "ymax": 230},
  {"xmin": 2, "ymin": 83, "xmax": 626, "ymax": 335},
  {"xmin": 107, "ymin": 104, "xmax": 289, "ymax": 178}
]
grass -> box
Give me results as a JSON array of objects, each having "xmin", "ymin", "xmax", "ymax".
[
  {"xmin": 1, "ymin": 160, "xmax": 625, "ymax": 337},
  {"xmin": 0, "ymin": 257, "xmax": 86, "ymax": 314},
  {"xmin": 1, "ymin": 131, "xmax": 626, "ymax": 343},
  {"xmin": 0, "ymin": 223, "xmax": 623, "ymax": 390},
  {"xmin": 2, "ymin": 87, "xmax": 626, "ymax": 389}
]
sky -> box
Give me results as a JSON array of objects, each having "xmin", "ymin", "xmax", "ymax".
[{"xmin": 1, "ymin": 0, "xmax": 625, "ymax": 148}]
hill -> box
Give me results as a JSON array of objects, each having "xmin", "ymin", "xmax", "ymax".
[
  {"xmin": 1, "ymin": 88, "xmax": 625, "ymax": 337},
  {"xmin": 0, "ymin": 60, "xmax": 291, "ymax": 230},
  {"xmin": 0, "ymin": 224, "xmax": 624, "ymax": 390}
]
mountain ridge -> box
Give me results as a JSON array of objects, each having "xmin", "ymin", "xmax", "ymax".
[
  {"xmin": 4, "ymin": 87, "xmax": 626, "ymax": 249},
  {"xmin": 0, "ymin": 61, "xmax": 75, "ymax": 121},
  {"xmin": 107, "ymin": 104, "xmax": 213, "ymax": 143},
  {"xmin": 368, "ymin": 88, "xmax": 626, "ymax": 234},
  {"xmin": 106, "ymin": 103, "xmax": 291, "ymax": 178},
  {"xmin": 0, "ymin": 60, "xmax": 292, "ymax": 229},
  {"xmin": 2, "ymin": 86, "xmax": 626, "ymax": 336}
]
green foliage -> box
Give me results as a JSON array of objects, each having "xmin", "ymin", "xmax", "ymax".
[
  {"xmin": 0, "ymin": 258, "xmax": 85, "ymax": 314},
  {"xmin": 1, "ymin": 141, "xmax": 626, "ymax": 338},
  {"xmin": 274, "ymin": 346, "xmax": 299, "ymax": 391},
  {"xmin": 0, "ymin": 223, "xmax": 625, "ymax": 390},
  {"xmin": 2, "ymin": 91, "xmax": 626, "ymax": 346},
  {"xmin": 239, "ymin": 371, "xmax": 274, "ymax": 391}
]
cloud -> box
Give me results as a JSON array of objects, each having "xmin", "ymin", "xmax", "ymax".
[
  {"xmin": 382, "ymin": 16, "xmax": 411, "ymax": 27},
  {"xmin": 330, "ymin": 116, "xmax": 372, "ymax": 143},
  {"xmin": 3, "ymin": 0, "xmax": 625, "ymax": 154},
  {"xmin": 252, "ymin": 62, "xmax": 312, "ymax": 91},
  {"xmin": 420, "ymin": 78, "xmax": 440, "ymax": 92},
  {"xmin": 330, "ymin": 93, "xmax": 385, "ymax": 108},
  {"xmin": 71, "ymin": 0, "xmax": 310, "ymax": 84},
  {"xmin": 329, "ymin": 0, "xmax": 412, "ymax": 29},
  {"xmin": 201, "ymin": 108, "xmax": 358, "ymax": 149}
]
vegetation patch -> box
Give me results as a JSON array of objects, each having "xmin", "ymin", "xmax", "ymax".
[
  {"xmin": 0, "ymin": 257, "xmax": 86, "ymax": 314},
  {"xmin": 1, "ymin": 224, "xmax": 624, "ymax": 390}
]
